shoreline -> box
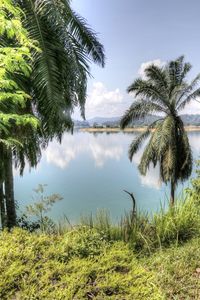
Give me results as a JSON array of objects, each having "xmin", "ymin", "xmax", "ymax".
[{"xmin": 79, "ymin": 126, "xmax": 200, "ymax": 133}]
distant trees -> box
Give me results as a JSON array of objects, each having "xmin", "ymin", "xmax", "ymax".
[
  {"xmin": 121, "ymin": 56, "xmax": 200, "ymax": 205},
  {"xmin": 0, "ymin": 0, "xmax": 105, "ymax": 228}
]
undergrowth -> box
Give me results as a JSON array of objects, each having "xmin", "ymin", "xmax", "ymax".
[{"xmin": 0, "ymin": 228, "xmax": 162, "ymax": 300}]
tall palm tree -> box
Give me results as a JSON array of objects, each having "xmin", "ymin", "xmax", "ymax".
[{"xmin": 120, "ymin": 56, "xmax": 200, "ymax": 205}]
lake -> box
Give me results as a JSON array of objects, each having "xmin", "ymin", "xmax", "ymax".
[{"xmin": 15, "ymin": 131, "xmax": 200, "ymax": 222}]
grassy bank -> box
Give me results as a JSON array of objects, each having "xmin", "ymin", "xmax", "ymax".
[
  {"xmin": 1, "ymin": 203, "xmax": 200, "ymax": 299},
  {"xmin": 0, "ymin": 166, "xmax": 199, "ymax": 299},
  {"xmin": 1, "ymin": 227, "xmax": 200, "ymax": 299}
]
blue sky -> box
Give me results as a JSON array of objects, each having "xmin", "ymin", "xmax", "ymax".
[{"xmin": 72, "ymin": 0, "xmax": 200, "ymax": 119}]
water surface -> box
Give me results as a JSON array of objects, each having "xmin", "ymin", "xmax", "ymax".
[{"xmin": 15, "ymin": 131, "xmax": 200, "ymax": 222}]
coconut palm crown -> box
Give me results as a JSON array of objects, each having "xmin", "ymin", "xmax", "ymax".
[
  {"xmin": 17, "ymin": 0, "xmax": 105, "ymax": 140},
  {"xmin": 120, "ymin": 56, "xmax": 200, "ymax": 204}
]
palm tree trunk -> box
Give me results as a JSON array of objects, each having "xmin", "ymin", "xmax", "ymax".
[
  {"xmin": 4, "ymin": 150, "xmax": 16, "ymax": 229},
  {"xmin": 0, "ymin": 182, "xmax": 6, "ymax": 229},
  {"xmin": 170, "ymin": 180, "xmax": 175, "ymax": 206}
]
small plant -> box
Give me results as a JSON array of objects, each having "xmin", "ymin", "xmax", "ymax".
[{"xmin": 26, "ymin": 184, "xmax": 63, "ymax": 232}]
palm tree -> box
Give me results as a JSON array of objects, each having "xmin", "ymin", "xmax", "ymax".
[
  {"xmin": 120, "ymin": 56, "xmax": 200, "ymax": 205},
  {"xmin": 17, "ymin": 0, "xmax": 105, "ymax": 139},
  {"xmin": 0, "ymin": 0, "xmax": 105, "ymax": 228}
]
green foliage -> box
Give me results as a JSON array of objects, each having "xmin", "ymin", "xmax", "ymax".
[
  {"xmin": 80, "ymin": 168, "xmax": 200, "ymax": 254},
  {"xmin": 1, "ymin": 223, "xmax": 200, "ymax": 299},
  {"xmin": 186, "ymin": 160, "xmax": 200, "ymax": 201},
  {"xmin": 0, "ymin": 228, "xmax": 162, "ymax": 299},
  {"xmin": 16, "ymin": 213, "xmax": 40, "ymax": 232},
  {"xmin": 1, "ymin": 172, "xmax": 200, "ymax": 299},
  {"xmin": 0, "ymin": 0, "xmax": 39, "ymax": 143}
]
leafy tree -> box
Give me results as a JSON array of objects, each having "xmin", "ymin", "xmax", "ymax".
[
  {"xmin": 121, "ymin": 56, "xmax": 200, "ymax": 205},
  {"xmin": 0, "ymin": 0, "xmax": 39, "ymax": 228}
]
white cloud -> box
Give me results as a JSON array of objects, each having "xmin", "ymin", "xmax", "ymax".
[
  {"xmin": 138, "ymin": 59, "xmax": 165, "ymax": 79},
  {"xmin": 73, "ymin": 58, "xmax": 200, "ymax": 119},
  {"xmin": 181, "ymin": 98, "xmax": 200, "ymax": 115},
  {"xmin": 84, "ymin": 82, "xmax": 124, "ymax": 119},
  {"xmin": 73, "ymin": 82, "xmax": 133, "ymax": 120},
  {"xmin": 44, "ymin": 135, "xmax": 83, "ymax": 169},
  {"xmin": 188, "ymin": 133, "xmax": 200, "ymax": 154},
  {"xmin": 89, "ymin": 138, "xmax": 123, "ymax": 168}
]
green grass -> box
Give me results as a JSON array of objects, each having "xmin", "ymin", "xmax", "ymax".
[{"xmin": 144, "ymin": 238, "xmax": 200, "ymax": 299}]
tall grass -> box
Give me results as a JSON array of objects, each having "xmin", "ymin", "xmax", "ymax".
[
  {"xmin": 78, "ymin": 164, "xmax": 200, "ymax": 253},
  {"xmin": 78, "ymin": 193, "xmax": 200, "ymax": 254},
  {"xmin": 27, "ymin": 190, "xmax": 200, "ymax": 254}
]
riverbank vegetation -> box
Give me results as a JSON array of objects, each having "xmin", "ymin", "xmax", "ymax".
[
  {"xmin": 0, "ymin": 163, "xmax": 199, "ymax": 299},
  {"xmin": 2, "ymin": 227, "xmax": 200, "ymax": 299}
]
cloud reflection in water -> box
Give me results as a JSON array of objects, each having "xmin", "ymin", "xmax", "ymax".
[
  {"xmin": 44, "ymin": 133, "xmax": 123, "ymax": 169},
  {"xmin": 43, "ymin": 131, "xmax": 200, "ymax": 189}
]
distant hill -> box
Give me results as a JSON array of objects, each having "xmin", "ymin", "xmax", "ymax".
[
  {"xmin": 73, "ymin": 120, "xmax": 90, "ymax": 127},
  {"xmin": 181, "ymin": 114, "xmax": 200, "ymax": 126},
  {"xmin": 74, "ymin": 114, "xmax": 200, "ymax": 127},
  {"xmin": 87, "ymin": 116, "xmax": 121, "ymax": 126}
]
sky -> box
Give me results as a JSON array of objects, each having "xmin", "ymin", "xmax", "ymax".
[{"xmin": 72, "ymin": 0, "xmax": 200, "ymax": 119}]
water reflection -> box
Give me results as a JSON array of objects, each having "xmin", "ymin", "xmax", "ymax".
[
  {"xmin": 15, "ymin": 131, "xmax": 200, "ymax": 220},
  {"xmin": 44, "ymin": 133, "xmax": 123, "ymax": 169},
  {"xmin": 43, "ymin": 131, "xmax": 200, "ymax": 188}
]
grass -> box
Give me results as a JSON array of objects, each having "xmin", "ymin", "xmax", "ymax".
[
  {"xmin": 144, "ymin": 238, "xmax": 200, "ymax": 299},
  {"xmin": 79, "ymin": 192, "xmax": 200, "ymax": 254}
]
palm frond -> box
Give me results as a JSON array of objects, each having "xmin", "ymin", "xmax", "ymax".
[
  {"xmin": 177, "ymin": 88, "xmax": 200, "ymax": 111},
  {"xmin": 128, "ymin": 119, "xmax": 163, "ymax": 161},
  {"xmin": 61, "ymin": 1, "xmax": 105, "ymax": 67},
  {"xmin": 17, "ymin": 0, "xmax": 105, "ymax": 134},
  {"xmin": 120, "ymin": 99, "xmax": 165, "ymax": 129},
  {"xmin": 145, "ymin": 64, "xmax": 169, "ymax": 93},
  {"xmin": 168, "ymin": 56, "xmax": 184, "ymax": 88},
  {"xmin": 127, "ymin": 78, "xmax": 170, "ymax": 109},
  {"xmin": 124, "ymin": 56, "xmax": 197, "ymax": 193},
  {"xmin": 176, "ymin": 73, "xmax": 200, "ymax": 106}
]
